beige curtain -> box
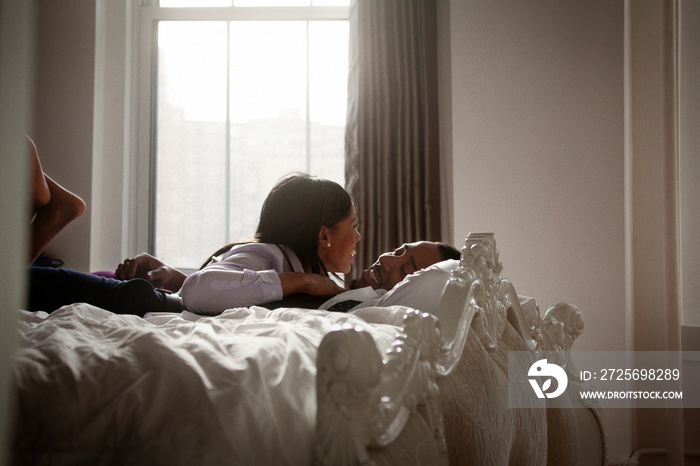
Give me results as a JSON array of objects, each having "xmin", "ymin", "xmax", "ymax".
[{"xmin": 345, "ymin": 0, "xmax": 441, "ymax": 280}]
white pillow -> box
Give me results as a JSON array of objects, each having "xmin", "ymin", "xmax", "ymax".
[{"xmin": 352, "ymin": 259, "xmax": 459, "ymax": 315}]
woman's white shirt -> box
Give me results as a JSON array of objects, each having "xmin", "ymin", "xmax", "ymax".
[{"xmin": 181, "ymin": 243, "xmax": 304, "ymax": 314}]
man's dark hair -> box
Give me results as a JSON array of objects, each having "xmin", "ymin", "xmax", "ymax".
[{"xmin": 437, "ymin": 242, "xmax": 461, "ymax": 261}]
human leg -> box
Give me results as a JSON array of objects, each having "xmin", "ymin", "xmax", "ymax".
[
  {"xmin": 27, "ymin": 139, "xmax": 86, "ymax": 264},
  {"xmin": 27, "ymin": 267, "xmax": 172, "ymax": 317}
]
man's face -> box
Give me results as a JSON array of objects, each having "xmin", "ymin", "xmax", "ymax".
[{"xmin": 351, "ymin": 241, "xmax": 443, "ymax": 291}]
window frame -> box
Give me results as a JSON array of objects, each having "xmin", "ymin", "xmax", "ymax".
[{"xmin": 133, "ymin": 2, "xmax": 349, "ymax": 258}]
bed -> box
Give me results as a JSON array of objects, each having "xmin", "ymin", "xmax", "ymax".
[{"xmin": 11, "ymin": 233, "xmax": 607, "ymax": 465}]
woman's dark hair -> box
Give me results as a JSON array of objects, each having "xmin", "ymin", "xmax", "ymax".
[
  {"xmin": 255, "ymin": 173, "xmax": 352, "ymax": 274},
  {"xmin": 200, "ymin": 174, "xmax": 352, "ymax": 272}
]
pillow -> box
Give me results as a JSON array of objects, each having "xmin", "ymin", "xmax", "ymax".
[
  {"xmin": 350, "ymin": 259, "xmax": 539, "ymax": 326},
  {"xmin": 350, "ymin": 259, "xmax": 540, "ymax": 319},
  {"xmin": 352, "ymin": 259, "xmax": 459, "ymax": 315}
]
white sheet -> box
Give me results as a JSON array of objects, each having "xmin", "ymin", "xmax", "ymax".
[{"xmin": 13, "ymin": 303, "xmax": 403, "ymax": 465}]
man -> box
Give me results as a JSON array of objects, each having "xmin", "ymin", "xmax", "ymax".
[
  {"xmin": 350, "ymin": 241, "xmax": 460, "ymax": 291},
  {"xmin": 319, "ymin": 241, "xmax": 461, "ymax": 312}
]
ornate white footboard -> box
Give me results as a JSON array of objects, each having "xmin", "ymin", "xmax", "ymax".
[
  {"xmin": 315, "ymin": 308, "xmax": 447, "ymax": 464},
  {"xmin": 314, "ymin": 233, "xmax": 604, "ymax": 465}
]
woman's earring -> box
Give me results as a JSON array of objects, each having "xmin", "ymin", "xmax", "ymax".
[{"xmin": 326, "ymin": 243, "xmax": 331, "ymax": 248}]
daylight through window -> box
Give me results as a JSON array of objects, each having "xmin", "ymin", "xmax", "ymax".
[{"xmin": 149, "ymin": 5, "xmax": 349, "ymax": 270}]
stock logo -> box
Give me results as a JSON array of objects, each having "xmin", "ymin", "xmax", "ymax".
[{"xmin": 528, "ymin": 359, "xmax": 568, "ymax": 399}]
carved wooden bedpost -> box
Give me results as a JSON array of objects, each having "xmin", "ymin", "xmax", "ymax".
[
  {"xmin": 315, "ymin": 312, "xmax": 448, "ymax": 465},
  {"xmin": 315, "ymin": 325, "xmax": 383, "ymax": 465}
]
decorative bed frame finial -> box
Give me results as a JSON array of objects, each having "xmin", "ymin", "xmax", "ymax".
[
  {"xmin": 458, "ymin": 233, "xmax": 507, "ymax": 350},
  {"xmin": 435, "ymin": 232, "xmax": 511, "ymax": 354}
]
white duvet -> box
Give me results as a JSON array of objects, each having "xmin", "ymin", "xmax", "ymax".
[{"xmin": 13, "ymin": 303, "xmax": 403, "ymax": 465}]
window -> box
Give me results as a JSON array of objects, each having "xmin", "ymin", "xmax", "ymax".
[{"xmin": 138, "ymin": 1, "xmax": 349, "ymax": 270}]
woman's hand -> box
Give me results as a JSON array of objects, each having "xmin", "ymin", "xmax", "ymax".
[
  {"xmin": 115, "ymin": 253, "xmax": 187, "ymax": 292},
  {"xmin": 279, "ymin": 272, "xmax": 344, "ymax": 297},
  {"xmin": 304, "ymin": 273, "xmax": 346, "ymax": 296}
]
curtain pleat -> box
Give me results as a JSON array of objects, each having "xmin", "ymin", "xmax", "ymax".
[{"xmin": 345, "ymin": 0, "xmax": 441, "ymax": 281}]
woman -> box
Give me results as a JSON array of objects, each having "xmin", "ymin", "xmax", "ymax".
[
  {"xmin": 179, "ymin": 173, "xmax": 361, "ymax": 313},
  {"xmin": 29, "ymin": 174, "xmax": 359, "ymax": 316}
]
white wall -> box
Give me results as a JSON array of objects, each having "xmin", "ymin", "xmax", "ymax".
[
  {"xmin": 31, "ymin": 0, "xmax": 135, "ymax": 274},
  {"xmin": 91, "ymin": 0, "xmax": 133, "ymax": 273},
  {"xmin": 446, "ymin": 0, "xmax": 626, "ymax": 349},
  {"xmin": 33, "ymin": 0, "xmax": 96, "ymax": 272},
  {"xmin": 443, "ymin": 0, "xmax": 628, "ymax": 460}
]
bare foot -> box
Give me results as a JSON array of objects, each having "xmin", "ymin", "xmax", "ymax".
[{"xmin": 29, "ymin": 175, "xmax": 86, "ymax": 264}]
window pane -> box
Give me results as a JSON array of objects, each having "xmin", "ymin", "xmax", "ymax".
[
  {"xmin": 227, "ymin": 21, "xmax": 309, "ymax": 243},
  {"xmin": 234, "ymin": 0, "xmax": 310, "ymax": 6},
  {"xmin": 154, "ymin": 19, "xmax": 348, "ymax": 269},
  {"xmin": 312, "ymin": 0, "xmax": 349, "ymax": 5},
  {"xmin": 308, "ymin": 20, "xmax": 348, "ymax": 180},
  {"xmin": 156, "ymin": 21, "xmax": 229, "ymax": 269},
  {"xmin": 158, "ymin": 0, "xmax": 349, "ymax": 6},
  {"xmin": 159, "ymin": 0, "xmax": 233, "ymax": 7}
]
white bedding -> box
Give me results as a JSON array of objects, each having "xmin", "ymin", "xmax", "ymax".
[{"xmin": 13, "ymin": 303, "xmax": 404, "ymax": 465}]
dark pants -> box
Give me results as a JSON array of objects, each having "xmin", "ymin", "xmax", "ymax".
[{"xmin": 27, "ymin": 267, "xmax": 180, "ymax": 317}]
